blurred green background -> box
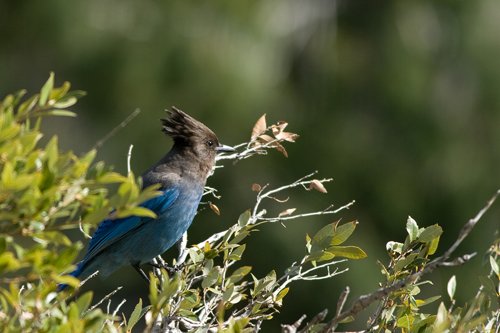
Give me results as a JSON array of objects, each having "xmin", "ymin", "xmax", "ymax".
[{"xmin": 1, "ymin": 0, "xmax": 499, "ymax": 330}]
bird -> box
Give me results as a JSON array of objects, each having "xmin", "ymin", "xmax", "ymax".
[{"xmin": 60, "ymin": 107, "xmax": 234, "ymax": 290}]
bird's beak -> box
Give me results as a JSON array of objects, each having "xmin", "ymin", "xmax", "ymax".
[{"xmin": 216, "ymin": 144, "xmax": 236, "ymax": 154}]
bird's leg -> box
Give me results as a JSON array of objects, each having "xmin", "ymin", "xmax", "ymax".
[
  {"xmin": 148, "ymin": 259, "xmax": 179, "ymax": 274},
  {"xmin": 132, "ymin": 264, "xmax": 150, "ymax": 284}
]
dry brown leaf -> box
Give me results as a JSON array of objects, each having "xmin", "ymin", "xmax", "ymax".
[
  {"xmin": 273, "ymin": 141, "xmax": 288, "ymax": 157},
  {"xmin": 308, "ymin": 179, "xmax": 327, "ymax": 193},
  {"xmin": 209, "ymin": 202, "xmax": 220, "ymax": 215},
  {"xmin": 257, "ymin": 134, "xmax": 274, "ymax": 143},
  {"xmin": 251, "ymin": 183, "xmax": 262, "ymax": 192},
  {"xmin": 275, "ymin": 131, "xmax": 299, "ymax": 142},
  {"xmin": 278, "ymin": 208, "xmax": 297, "ymax": 217},
  {"xmin": 271, "ymin": 121, "xmax": 288, "ymax": 136},
  {"xmin": 251, "ymin": 114, "xmax": 267, "ymax": 141}
]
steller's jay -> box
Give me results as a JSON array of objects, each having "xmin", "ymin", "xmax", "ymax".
[{"xmin": 61, "ymin": 107, "xmax": 234, "ymax": 289}]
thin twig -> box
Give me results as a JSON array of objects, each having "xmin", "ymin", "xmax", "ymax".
[
  {"xmin": 93, "ymin": 108, "xmax": 141, "ymax": 149},
  {"xmin": 127, "ymin": 144, "xmax": 134, "ymax": 175},
  {"xmin": 85, "ymin": 286, "xmax": 123, "ymax": 315}
]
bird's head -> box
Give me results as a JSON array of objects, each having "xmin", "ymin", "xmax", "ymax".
[{"xmin": 161, "ymin": 107, "xmax": 234, "ymax": 164}]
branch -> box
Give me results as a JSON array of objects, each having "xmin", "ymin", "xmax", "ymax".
[
  {"xmin": 93, "ymin": 108, "xmax": 141, "ymax": 150},
  {"xmin": 321, "ymin": 189, "xmax": 500, "ymax": 332}
]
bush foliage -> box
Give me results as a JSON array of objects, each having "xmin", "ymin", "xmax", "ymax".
[{"xmin": 0, "ymin": 75, "xmax": 498, "ymax": 332}]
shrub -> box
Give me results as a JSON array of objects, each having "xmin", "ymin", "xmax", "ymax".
[{"xmin": 0, "ymin": 74, "xmax": 498, "ymax": 332}]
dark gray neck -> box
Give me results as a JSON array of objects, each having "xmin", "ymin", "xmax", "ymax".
[{"xmin": 141, "ymin": 145, "xmax": 214, "ymax": 189}]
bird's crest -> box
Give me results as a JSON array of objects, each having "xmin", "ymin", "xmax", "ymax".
[{"xmin": 161, "ymin": 107, "xmax": 216, "ymax": 142}]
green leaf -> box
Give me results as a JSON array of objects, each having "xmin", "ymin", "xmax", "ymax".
[
  {"xmin": 433, "ymin": 302, "xmax": 450, "ymax": 331},
  {"xmin": 326, "ymin": 245, "xmax": 367, "ymax": 260},
  {"xmin": 50, "ymin": 81, "xmax": 71, "ymax": 100},
  {"xmin": 447, "ymin": 275, "xmax": 456, "ymax": 300},
  {"xmin": 39, "ymin": 72, "xmax": 54, "ymax": 106},
  {"xmin": 124, "ymin": 206, "xmax": 157, "ymax": 219},
  {"xmin": 275, "ymin": 287, "xmax": 289, "ymax": 302},
  {"xmin": 53, "ymin": 97, "xmax": 78, "ymax": 109},
  {"xmin": 75, "ymin": 292, "xmax": 93, "ymax": 314},
  {"xmin": 331, "ymin": 221, "xmax": 358, "ymax": 245},
  {"xmin": 37, "ymin": 109, "xmax": 76, "ymax": 117},
  {"xmin": 311, "ymin": 220, "xmax": 358, "ymax": 253},
  {"xmin": 127, "ymin": 298, "xmax": 143, "ymax": 331},
  {"xmin": 45, "ymin": 136, "xmax": 59, "ymax": 170},
  {"xmin": 478, "ymin": 275, "xmax": 496, "ymax": 295},
  {"xmin": 228, "ymin": 266, "xmax": 252, "ymax": 284},
  {"xmin": 202, "ymin": 267, "xmax": 221, "ymax": 289},
  {"xmin": 406, "ymin": 216, "xmax": 419, "ymax": 242},
  {"xmin": 0, "ymin": 236, "xmax": 8, "ymax": 254},
  {"xmin": 418, "ymin": 224, "xmax": 443, "ymax": 243},
  {"xmin": 396, "ymin": 314, "xmax": 414, "ymax": 329},
  {"xmin": 238, "ymin": 210, "xmax": 251, "ymax": 226},
  {"xmin": 97, "ymin": 171, "xmax": 128, "ymax": 184},
  {"xmin": 228, "ymin": 244, "xmax": 246, "ymax": 261},
  {"xmin": 52, "ymin": 274, "xmax": 80, "ymax": 288},
  {"xmin": 427, "ymin": 236, "xmax": 440, "ymax": 255},
  {"xmin": 416, "ymin": 295, "xmax": 441, "ymax": 307},
  {"xmin": 222, "ymin": 284, "xmax": 235, "ymax": 302},
  {"xmin": 393, "ymin": 253, "xmax": 418, "ymax": 272},
  {"xmin": 179, "ymin": 290, "xmax": 200, "ymax": 310},
  {"xmin": 306, "ymin": 250, "xmax": 336, "ymax": 263}
]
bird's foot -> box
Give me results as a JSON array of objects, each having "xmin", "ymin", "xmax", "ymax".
[{"xmin": 148, "ymin": 262, "xmax": 184, "ymax": 274}]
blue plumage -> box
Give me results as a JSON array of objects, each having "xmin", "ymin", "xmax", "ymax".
[{"xmin": 61, "ymin": 107, "xmax": 234, "ymax": 290}]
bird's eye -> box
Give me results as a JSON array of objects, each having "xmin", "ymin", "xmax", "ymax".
[{"xmin": 206, "ymin": 140, "xmax": 214, "ymax": 147}]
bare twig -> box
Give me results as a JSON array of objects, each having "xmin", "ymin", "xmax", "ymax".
[
  {"xmin": 85, "ymin": 286, "xmax": 123, "ymax": 315},
  {"xmin": 281, "ymin": 314, "xmax": 307, "ymax": 333},
  {"xmin": 127, "ymin": 144, "xmax": 134, "ymax": 175},
  {"xmin": 93, "ymin": 108, "xmax": 141, "ymax": 149},
  {"xmin": 78, "ymin": 220, "xmax": 92, "ymax": 239}
]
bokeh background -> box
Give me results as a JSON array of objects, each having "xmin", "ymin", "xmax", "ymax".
[{"xmin": 1, "ymin": 0, "xmax": 499, "ymax": 330}]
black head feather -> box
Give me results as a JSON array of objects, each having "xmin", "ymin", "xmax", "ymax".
[{"xmin": 161, "ymin": 106, "xmax": 217, "ymax": 144}]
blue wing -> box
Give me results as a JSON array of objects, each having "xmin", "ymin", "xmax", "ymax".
[{"xmin": 82, "ymin": 188, "xmax": 180, "ymax": 263}]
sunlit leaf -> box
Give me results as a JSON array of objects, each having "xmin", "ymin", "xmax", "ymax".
[
  {"xmin": 386, "ymin": 241, "xmax": 404, "ymax": 254},
  {"xmin": 37, "ymin": 109, "xmax": 76, "ymax": 117},
  {"xmin": 418, "ymin": 224, "xmax": 443, "ymax": 243},
  {"xmin": 427, "ymin": 236, "xmax": 440, "ymax": 255},
  {"xmin": 39, "ymin": 72, "xmax": 54, "ymax": 106},
  {"xmin": 251, "ymin": 114, "xmax": 267, "ymax": 141},
  {"xmin": 278, "ymin": 208, "xmax": 296, "ymax": 217},
  {"xmin": 406, "ymin": 216, "xmax": 419, "ymax": 242},
  {"xmin": 209, "ymin": 202, "xmax": 220, "ymax": 216},
  {"xmin": 308, "ymin": 179, "xmax": 327, "ymax": 193},
  {"xmin": 127, "ymin": 298, "xmax": 143, "ymax": 331},
  {"xmin": 275, "ymin": 287, "xmax": 289, "ymax": 302},
  {"xmin": 447, "ymin": 275, "xmax": 456, "ymax": 300},
  {"xmin": 396, "ymin": 314, "xmax": 414, "ymax": 329},
  {"xmin": 416, "ymin": 295, "xmax": 441, "ymax": 307},
  {"xmin": 327, "ymin": 245, "xmax": 367, "ymax": 260},
  {"xmin": 489, "ymin": 255, "xmax": 499, "ymax": 276},
  {"xmin": 331, "ymin": 221, "xmax": 358, "ymax": 245},
  {"xmin": 118, "ymin": 206, "xmax": 157, "ymax": 219},
  {"xmin": 311, "ymin": 221, "xmax": 358, "ymax": 253}
]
